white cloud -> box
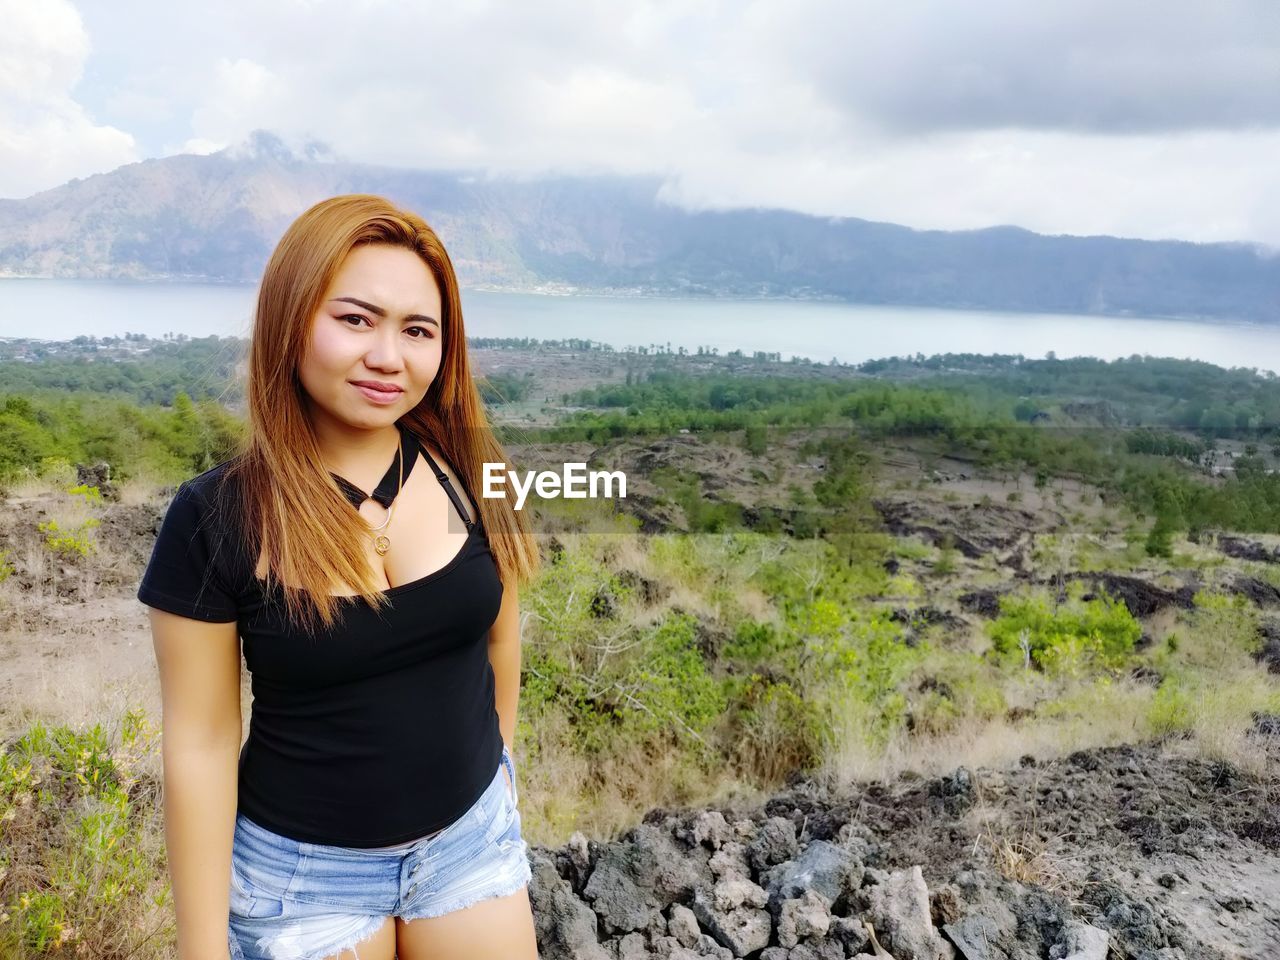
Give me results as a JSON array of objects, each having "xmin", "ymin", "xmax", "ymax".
[
  {"xmin": 103, "ymin": 88, "xmax": 172, "ymax": 124},
  {"xmin": 9, "ymin": 0, "xmax": 1280, "ymax": 246},
  {"xmin": 0, "ymin": 0, "xmax": 137, "ymax": 197},
  {"xmin": 189, "ymin": 58, "xmax": 287, "ymax": 149},
  {"xmin": 172, "ymin": 137, "xmax": 228, "ymax": 156},
  {"xmin": 659, "ymin": 125, "xmax": 1280, "ymax": 245}
]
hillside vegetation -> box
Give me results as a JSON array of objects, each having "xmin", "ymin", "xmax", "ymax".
[{"xmin": 1, "ymin": 343, "xmax": 1278, "ymax": 957}]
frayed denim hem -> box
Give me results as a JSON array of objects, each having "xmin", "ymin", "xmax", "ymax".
[
  {"xmin": 305, "ymin": 916, "xmax": 389, "ymax": 960},
  {"xmin": 397, "ymin": 858, "xmax": 533, "ymax": 923},
  {"xmin": 228, "ymin": 860, "xmax": 531, "ymax": 959},
  {"xmin": 230, "ymin": 913, "xmax": 389, "ymax": 960}
]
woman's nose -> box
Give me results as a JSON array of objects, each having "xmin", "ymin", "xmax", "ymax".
[{"xmin": 363, "ymin": 329, "xmax": 405, "ymax": 370}]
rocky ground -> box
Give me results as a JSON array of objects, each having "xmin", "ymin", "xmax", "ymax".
[
  {"xmin": 512, "ymin": 437, "xmax": 1280, "ymax": 959},
  {"xmin": 529, "ymin": 738, "xmax": 1280, "ymax": 960}
]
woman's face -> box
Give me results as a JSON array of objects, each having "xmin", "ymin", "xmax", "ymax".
[{"xmin": 298, "ymin": 243, "xmax": 444, "ymax": 434}]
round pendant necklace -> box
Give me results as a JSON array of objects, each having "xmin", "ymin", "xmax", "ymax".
[
  {"xmin": 329, "ymin": 423, "xmax": 419, "ymax": 556},
  {"xmin": 368, "ymin": 435, "xmax": 400, "ymax": 555}
]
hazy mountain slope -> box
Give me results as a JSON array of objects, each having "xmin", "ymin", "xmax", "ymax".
[{"xmin": 0, "ymin": 130, "xmax": 1276, "ymax": 321}]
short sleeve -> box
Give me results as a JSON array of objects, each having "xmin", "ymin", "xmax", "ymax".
[{"xmin": 137, "ymin": 480, "xmax": 240, "ymax": 623}]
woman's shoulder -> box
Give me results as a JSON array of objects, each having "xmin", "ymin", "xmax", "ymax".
[
  {"xmin": 140, "ymin": 458, "xmax": 249, "ymax": 621},
  {"xmin": 164, "ymin": 458, "xmax": 251, "ymax": 545},
  {"xmin": 177, "ymin": 457, "xmax": 243, "ymax": 504}
]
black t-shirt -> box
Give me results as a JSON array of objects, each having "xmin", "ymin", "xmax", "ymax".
[{"xmin": 137, "ymin": 457, "xmax": 505, "ymax": 847}]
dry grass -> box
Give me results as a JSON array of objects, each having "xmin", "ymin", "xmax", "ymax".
[
  {"xmin": 3, "ymin": 471, "xmax": 53, "ymax": 500},
  {"xmin": 821, "ymin": 675, "xmax": 1156, "ymax": 789},
  {"xmin": 0, "ymin": 599, "xmax": 159, "ymax": 743},
  {"xmin": 963, "ymin": 797, "xmax": 1087, "ymax": 897},
  {"xmin": 516, "ymin": 707, "xmax": 773, "ymax": 846},
  {"xmin": 114, "ymin": 471, "xmax": 172, "ymax": 507},
  {"xmin": 974, "ymin": 822, "xmax": 1081, "ymax": 895},
  {"xmin": 1175, "ymin": 672, "xmax": 1280, "ymax": 782},
  {"xmin": 819, "ymin": 668, "xmax": 1278, "ymax": 813}
]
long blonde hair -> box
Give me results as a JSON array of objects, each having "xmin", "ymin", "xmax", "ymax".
[{"xmin": 219, "ymin": 194, "xmax": 539, "ymax": 633}]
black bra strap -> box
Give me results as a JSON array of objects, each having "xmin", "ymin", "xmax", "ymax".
[{"xmin": 419, "ymin": 447, "xmax": 475, "ymax": 530}]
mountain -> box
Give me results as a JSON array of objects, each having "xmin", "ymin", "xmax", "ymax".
[{"xmin": 0, "ymin": 130, "xmax": 1276, "ymax": 322}]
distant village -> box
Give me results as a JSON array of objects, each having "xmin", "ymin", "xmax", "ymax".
[{"xmin": 0, "ymin": 332, "xmax": 215, "ymax": 362}]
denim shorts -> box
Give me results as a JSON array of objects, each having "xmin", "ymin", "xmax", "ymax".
[{"xmin": 227, "ymin": 746, "xmax": 531, "ymax": 960}]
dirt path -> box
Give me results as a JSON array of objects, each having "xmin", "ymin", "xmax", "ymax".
[{"xmin": 0, "ymin": 594, "xmax": 162, "ymax": 744}]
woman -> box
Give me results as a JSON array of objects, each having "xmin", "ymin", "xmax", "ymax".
[{"xmin": 138, "ymin": 194, "xmax": 541, "ymax": 960}]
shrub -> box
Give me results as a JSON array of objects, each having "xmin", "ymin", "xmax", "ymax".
[
  {"xmin": 68, "ymin": 484, "xmax": 101, "ymax": 504},
  {"xmin": 626, "ymin": 613, "xmax": 727, "ymax": 752},
  {"xmin": 37, "ymin": 457, "xmax": 76, "ymax": 487},
  {"xmin": 933, "ymin": 535, "xmax": 957, "ymax": 576},
  {"xmin": 807, "ymin": 607, "xmax": 920, "ymax": 743},
  {"xmin": 987, "ymin": 591, "xmax": 1141, "ymax": 673},
  {"xmin": 0, "ymin": 709, "xmax": 165, "ymax": 957},
  {"xmin": 1148, "ymin": 683, "xmax": 1194, "ymax": 738},
  {"xmin": 911, "ymin": 686, "xmax": 963, "ymax": 736},
  {"xmin": 38, "ymin": 518, "xmax": 100, "ymax": 559},
  {"xmin": 1145, "ymin": 515, "xmax": 1175, "ymax": 558},
  {"xmin": 791, "ymin": 511, "xmax": 820, "ymax": 539},
  {"xmin": 724, "ymin": 619, "xmax": 791, "ymax": 664},
  {"xmin": 1180, "ymin": 590, "xmax": 1260, "ymax": 665},
  {"xmin": 732, "ymin": 675, "xmax": 824, "ymax": 781}
]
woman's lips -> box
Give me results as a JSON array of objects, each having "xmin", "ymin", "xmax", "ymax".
[{"xmin": 351, "ymin": 382, "xmax": 403, "ymax": 405}]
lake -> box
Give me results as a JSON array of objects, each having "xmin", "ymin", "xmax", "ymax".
[{"xmin": 1, "ymin": 277, "xmax": 1276, "ymax": 373}]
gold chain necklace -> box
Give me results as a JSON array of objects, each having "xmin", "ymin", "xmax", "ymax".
[{"xmin": 366, "ymin": 431, "xmax": 403, "ymax": 556}]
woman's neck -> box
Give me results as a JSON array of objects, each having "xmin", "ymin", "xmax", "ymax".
[{"xmin": 310, "ymin": 413, "xmax": 402, "ymax": 490}]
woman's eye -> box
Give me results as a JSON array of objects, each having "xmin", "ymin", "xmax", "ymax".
[
  {"xmin": 340, "ymin": 314, "xmax": 371, "ymax": 328},
  {"xmin": 407, "ymin": 326, "xmax": 435, "ymax": 339}
]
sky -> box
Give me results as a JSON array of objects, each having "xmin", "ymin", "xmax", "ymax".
[{"xmin": 3, "ymin": 0, "xmax": 1280, "ymax": 247}]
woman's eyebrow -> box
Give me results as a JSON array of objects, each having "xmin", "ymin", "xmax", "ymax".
[{"xmin": 330, "ymin": 296, "xmax": 438, "ymax": 326}]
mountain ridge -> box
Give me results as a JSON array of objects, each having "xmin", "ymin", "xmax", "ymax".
[{"xmin": 1, "ymin": 130, "xmax": 1276, "ymax": 323}]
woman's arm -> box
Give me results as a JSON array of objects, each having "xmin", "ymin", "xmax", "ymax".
[
  {"xmin": 149, "ymin": 607, "xmax": 242, "ymax": 960},
  {"xmin": 487, "ymin": 575, "xmax": 523, "ymax": 757}
]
